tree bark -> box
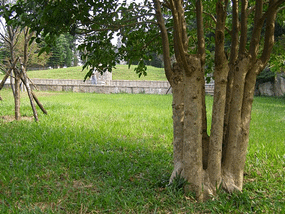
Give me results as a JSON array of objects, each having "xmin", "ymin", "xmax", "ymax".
[
  {"xmin": 0, "ymin": 71, "xmax": 11, "ymax": 90},
  {"xmin": 153, "ymin": 0, "xmax": 282, "ymax": 201},
  {"xmin": 207, "ymin": 1, "xmax": 229, "ymax": 192},
  {"xmin": 14, "ymin": 70, "xmax": 21, "ymax": 120},
  {"xmin": 32, "ymin": 91, "xmax": 48, "ymax": 115},
  {"xmin": 196, "ymin": 0, "xmax": 209, "ymax": 170},
  {"xmin": 20, "ymin": 65, "xmax": 39, "ymax": 122},
  {"xmin": 182, "ymin": 55, "xmax": 204, "ymax": 201},
  {"xmin": 169, "ymin": 63, "xmax": 184, "ymax": 183}
]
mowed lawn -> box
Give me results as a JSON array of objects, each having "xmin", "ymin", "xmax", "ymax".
[
  {"xmin": 0, "ymin": 65, "xmax": 166, "ymax": 81},
  {"xmin": 0, "ymin": 89, "xmax": 284, "ymax": 213}
]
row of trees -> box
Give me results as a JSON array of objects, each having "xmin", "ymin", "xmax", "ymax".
[
  {"xmin": 46, "ymin": 34, "xmax": 78, "ymax": 68},
  {"xmin": 1, "ymin": 0, "xmax": 285, "ymax": 202}
]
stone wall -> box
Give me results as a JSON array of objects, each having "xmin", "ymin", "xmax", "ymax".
[
  {"xmin": 4, "ymin": 78, "xmax": 215, "ymax": 95},
  {"xmin": 4, "ymin": 74, "xmax": 284, "ymax": 96},
  {"xmin": 255, "ymin": 73, "xmax": 285, "ymax": 96},
  {"xmin": 33, "ymin": 84, "xmax": 170, "ymax": 94}
]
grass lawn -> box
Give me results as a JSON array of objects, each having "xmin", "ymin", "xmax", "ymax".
[
  {"xmin": 0, "ymin": 65, "xmax": 166, "ymax": 81},
  {"xmin": 0, "ymin": 89, "xmax": 284, "ymax": 213}
]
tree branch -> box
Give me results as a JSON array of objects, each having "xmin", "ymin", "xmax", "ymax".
[
  {"xmin": 203, "ymin": 11, "xmax": 232, "ymax": 34},
  {"xmin": 261, "ymin": 0, "xmax": 285, "ymax": 21},
  {"xmin": 154, "ymin": 0, "xmax": 172, "ymax": 83},
  {"xmin": 277, "ymin": 5, "xmax": 285, "ymax": 12},
  {"xmin": 249, "ymin": 1, "xmax": 263, "ymax": 61},
  {"xmin": 78, "ymin": 21, "xmax": 159, "ymax": 35},
  {"xmin": 196, "ymin": 0, "xmax": 206, "ymax": 67},
  {"xmin": 169, "ymin": 0, "xmax": 191, "ymax": 75},
  {"xmin": 238, "ymin": 0, "xmax": 248, "ymax": 57},
  {"xmin": 260, "ymin": 0, "xmax": 279, "ymax": 67},
  {"xmin": 215, "ymin": 0, "xmax": 227, "ymax": 69}
]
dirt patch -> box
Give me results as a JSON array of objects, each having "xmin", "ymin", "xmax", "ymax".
[{"xmin": 0, "ymin": 115, "xmax": 34, "ymax": 122}]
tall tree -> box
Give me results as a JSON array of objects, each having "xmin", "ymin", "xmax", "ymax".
[
  {"xmin": 47, "ymin": 34, "xmax": 76, "ymax": 68},
  {"xmin": 4, "ymin": 0, "xmax": 285, "ymax": 201}
]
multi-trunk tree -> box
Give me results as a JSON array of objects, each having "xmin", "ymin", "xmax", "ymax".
[{"xmin": 3, "ymin": 0, "xmax": 285, "ymax": 201}]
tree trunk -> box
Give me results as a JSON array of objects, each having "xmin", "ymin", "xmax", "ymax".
[
  {"xmin": 20, "ymin": 65, "xmax": 39, "ymax": 122},
  {"xmin": 182, "ymin": 55, "xmax": 204, "ymax": 201},
  {"xmin": 32, "ymin": 91, "xmax": 48, "ymax": 115},
  {"xmin": 14, "ymin": 71, "xmax": 21, "ymax": 120},
  {"xmin": 155, "ymin": 0, "xmax": 281, "ymax": 202},
  {"xmin": 207, "ymin": 60, "xmax": 229, "ymax": 193},
  {"xmin": 233, "ymin": 61, "xmax": 261, "ymax": 189},
  {"xmin": 0, "ymin": 71, "xmax": 11, "ymax": 90},
  {"xmin": 222, "ymin": 57, "xmax": 250, "ymax": 191},
  {"xmin": 169, "ymin": 63, "xmax": 184, "ymax": 183}
]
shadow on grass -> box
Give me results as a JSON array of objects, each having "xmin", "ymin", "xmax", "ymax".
[{"xmin": 0, "ymin": 120, "xmax": 186, "ymax": 213}]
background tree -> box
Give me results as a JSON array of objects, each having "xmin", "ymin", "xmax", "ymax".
[
  {"xmin": 47, "ymin": 34, "xmax": 77, "ymax": 68},
  {"xmin": 4, "ymin": 0, "xmax": 285, "ymax": 201},
  {"xmin": 0, "ymin": 10, "xmax": 22, "ymax": 119},
  {"xmin": 0, "ymin": 0, "xmax": 47, "ymax": 121}
]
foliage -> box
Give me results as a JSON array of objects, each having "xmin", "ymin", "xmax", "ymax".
[
  {"xmin": 256, "ymin": 67, "xmax": 276, "ymax": 86},
  {"xmin": 14, "ymin": 30, "xmax": 50, "ymax": 68},
  {"xmin": 0, "ymin": 40, "xmax": 9, "ymax": 73},
  {"xmin": 0, "ymin": 0, "xmax": 165, "ymax": 79},
  {"xmin": 131, "ymin": 52, "xmax": 163, "ymax": 68},
  {"xmin": 3, "ymin": 0, "xmax": 284, "ymax": 79},
  {"xmin": 257, "ymin": 22, "xmax": 285, "ymax": 86},
  {"xmin": 47, "ymin": 34, "xmax": 77, "ymax": 68},
  {"xmin": 269, "ymin": 34, "xmax": 285, "ymax": 73},
  {"xmin": 0, "ymin": 6, "xmax": 49, "ymax": 70},
  {"xmin": 0, "ymin": 90, "xmax": 284, "ymax": 213}
]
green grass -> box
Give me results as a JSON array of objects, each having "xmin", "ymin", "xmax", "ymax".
[
  {"xmin": 0, "ymin": 90, "xmax": 284, "ymax": 213},
  {"xmin": 0, "ymin": 65, "xmax": 167, "ymax": 81},
  {"xmin": 112, "ymin": 65, "xmax": 166, "ymax": 81}
]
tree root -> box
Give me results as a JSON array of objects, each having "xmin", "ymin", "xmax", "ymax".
[
  {"xmin": 169, "ymin": 161, "xmax": 183, "ymax": 184},
  {"xmin": 168, "ymin": 165, "xmax": 243, "ymax": 202},
  {"xmin": 222, "ymin": 172, "xmax": 242, "ymax": 193}
]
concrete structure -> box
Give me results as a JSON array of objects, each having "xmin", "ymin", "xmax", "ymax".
[
  {"xmin": 255, "ymin": 73, "xmax": 285, "ymax": 96},
  {"xmin": 4, "ymin": 78, "xmax": 215, "ymax": 95}
]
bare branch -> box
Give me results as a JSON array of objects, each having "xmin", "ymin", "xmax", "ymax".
[
  {"xmin": 0, "ymin": 57, "xmax": 19, "ymax": 90},
  {"xmin": 277, "ymin": 5, "xmax": 285, "ymax": 12},
  {"xmin": 260, "ymin": 1, "xmax": 279, "ymax": 67},
  {"xmin": 215, "ymin": 0, "xmax": 228, "ymax": 69},
  {"xmin": 0, "ymin": 32, "xmax": 11, "ymax": 45},
  {"xmin": 238, "ymin": 0, "xmax": 248, "ymax": 57},
  {"xmin": 249, "ymin": 1, "xmax": 263, "ymax": 61},
  {"xmin": 154, "ymin": 0, "xmax": 172, "ymax": 82},
  {"xmin": 261, "ymin": 0, "xmax": 285, "ymax": 21},
  {"xmin": 196, "ymin": 0, "xmax": 206, "ymax": 67},
  {"xmin": 203, "ymin": 11, "xmax": 231, "ymax": 34},
  {"xmin": 78, "ymin": 21, "xmax": 158, "ymax": 35},
  {"xmin": 169, "ymin": 0, "xmax": 192, "ymax": 75},
  {"xmin": 203, "ymin": 11, "xmax": 217, "ymax": 23}
]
